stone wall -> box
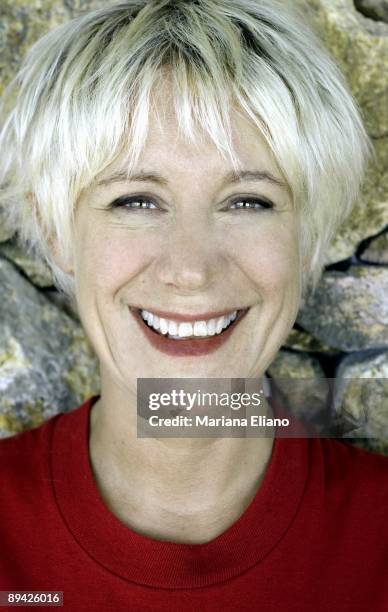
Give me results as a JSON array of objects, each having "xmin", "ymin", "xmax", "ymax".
[{"xmin": 0, "ymin": 0, "xmax": 387, "ymax": 453}]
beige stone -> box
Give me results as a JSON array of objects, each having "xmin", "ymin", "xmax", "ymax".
[
  {"xmin": 0, "ymin": 240, "xmax": 53, "ymax": 287},
  {"xmin": 347, "ymin": 437, "xmax": 388, "ymax": 455},
  {"xmin": 0, "ymin": 257, "xmax": 100, "ymax": 437},
  {"xmin": 306, "ymin": 0, "xmax": 388, "ymax": 263},
  {"xmin": 297, "ymin": 265, "xmax": 388, "ymax": 350},
  {"xmin": 354, "ymin": 0, "xmax": 388, "ymax": 23},
  {"xmin": 0, "ymin": 0, "xmax": 104, "ymax": 100},
  {"xmin": 267, "ymin": 349, "xmax": 329, "ymax": 422},
  {"xmin": 333, "ymin": 350, "xmax": 388, "ymax": 442},
  {"xmin": 284, "ymin": 327, "xmax": 340, "ymax": 354},
  {"xmin": 358, "ymin": 230, "xmax": 388, "ymax": 263}
]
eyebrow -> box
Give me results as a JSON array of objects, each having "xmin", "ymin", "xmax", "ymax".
[{"xmin": 96, "ymin": 169, "xmax": 287, "ymax": 189}]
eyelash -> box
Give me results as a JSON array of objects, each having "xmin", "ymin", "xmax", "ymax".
[{"xmin": 108, "ymin": 195, "xmax": 274, "ymax": 212}]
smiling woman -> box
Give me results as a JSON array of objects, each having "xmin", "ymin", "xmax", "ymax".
[{"xmin": 0, "ymin": 1, "xmax": 387, "ymax": 611}]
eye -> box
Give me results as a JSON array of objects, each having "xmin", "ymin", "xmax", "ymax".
[
  {"xmin": 108, "ymin": 195, "xmax": 159, "ymax": 211},
  {"xmin": 228, "ymin": 197, "xmax": 274, "ymax": 211},
  {"xmin": 106, "ymin": 195, "xmax": 274, "ymax": 212}
]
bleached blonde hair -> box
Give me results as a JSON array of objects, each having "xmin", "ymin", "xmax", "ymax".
[{"xmin": 0, "ymin": 0, "xmax": 371, "ymax": 304}]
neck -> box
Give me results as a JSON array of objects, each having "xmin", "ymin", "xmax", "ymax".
[{"xmin": 88, "ymin": 378, "xmax": 275, "ymax": 544}]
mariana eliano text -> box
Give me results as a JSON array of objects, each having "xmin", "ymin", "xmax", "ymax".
[{"xmin": 148, "ymin": 415, "xmax": 290, "ymax": 428}]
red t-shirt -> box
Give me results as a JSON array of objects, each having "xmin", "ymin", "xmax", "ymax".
[{"xmin": 0, "ymin": 395, "xmax": 387, "ymax": 611}]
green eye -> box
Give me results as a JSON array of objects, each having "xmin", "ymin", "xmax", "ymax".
[
  {"xmin": 109, "ymin": 196, "xmax": 158, "ymax": 210},
  {"xmin": 229, "ymin": 198, "xmax": 274, "ymax": 210}
]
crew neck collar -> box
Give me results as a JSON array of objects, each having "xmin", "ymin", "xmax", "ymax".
[{"xmin": 51, "ymin": 393, "xmax": 309, "ymax": 588}]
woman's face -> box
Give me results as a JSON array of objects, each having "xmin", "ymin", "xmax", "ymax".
[{"xmin": 68, "ymin": 102, "xmax": 303, "ymax": 387}]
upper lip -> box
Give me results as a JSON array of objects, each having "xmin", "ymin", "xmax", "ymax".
[{"xmin": 131, "ymin": 306, "xmax": 248, "ymax": 322}]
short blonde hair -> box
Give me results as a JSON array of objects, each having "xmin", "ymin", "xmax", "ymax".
[{"xmin": 0, "ymin": 0, "xmax": 371, "ymax": 303}]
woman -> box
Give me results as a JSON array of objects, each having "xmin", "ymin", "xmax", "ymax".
[{"xmin": 0, "ymin": 1, "xmax": 387, "ymax": 610}]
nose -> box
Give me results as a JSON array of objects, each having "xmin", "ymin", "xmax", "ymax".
[{"xmin": 155, "ymin": 218, "xmax": 227, "ymax": 294}]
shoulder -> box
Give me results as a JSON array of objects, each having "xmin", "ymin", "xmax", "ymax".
[
  {"xmin": 0, "ymin": 416, "xmax": 54, "ymax": 459},
  {"xmin": 0, "ymin": 414, "xmax": 59, "ymax": 495},
  {"xmin": 0, "ymin": 398, "xmax": 94, "ymax": 538},
  {"xmin": 0, "ymin": 399, "xmax": 91, "ymax": 491},
  {"xmin": 318, "ymin": 437, "xmax": 388, "ymax": 483},
  {"xmin": 311, "ymin": 437, "xmax": 388, "ymax": 522},
  {"xmin": 0, "ymin": 416, "xmax": 61, "ymax": 527}
]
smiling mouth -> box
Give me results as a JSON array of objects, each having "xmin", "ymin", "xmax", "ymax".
[
  {"xmin": 129, "ymin": 306, "xmax": 250, "ymax": 356},
  {"xmin": 136, "ymin": 308, "xmax": 248, "ymax": 340}
]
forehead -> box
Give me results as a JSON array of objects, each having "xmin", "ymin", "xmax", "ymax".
[
  {"xmin": 97, "ymin": 92, "xmax": 283, "ymax": 186},
  {"xmin": 149, "ymin": 104, "xmax": 276, "ymax": 171}
]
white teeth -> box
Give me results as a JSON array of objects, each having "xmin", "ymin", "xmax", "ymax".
[
  {"xmin": 139, "ymin": 309, "xmax": 239, "ymax": 339},
  {"xmin": 193, "ymin": 321, "xmax": 208, "ymax": 336},
  {"xmin": 178, "ymin": 322, "xmax": 193, "ymax": 338},
  {"xmin": 159, "ymin": 318, "xmax": 169, "ymax": 335},
  {"xmin": 168, "ymin": 320, "xmax": 178, "ymax": 335},
  {"xmin": 215, "ymin": 317, "xmax": 225, "ymax": 334},
  {"xmin": 206, "ymin": 318, "xmax": 216, "ymax": 335}
]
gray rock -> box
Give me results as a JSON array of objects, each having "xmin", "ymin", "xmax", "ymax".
[
  {"xmin": 0, "ymin": 257, "xmax": 99, "ymax": 437},
  {"xmin": 0, "ymin": 240, "xmax": 53, "ymax": 287},
  {"xmin": 42, "ymin": 288, "xmax": 80, "ymax": 321},
  {"xmin": 0, "ymin": 207, "xmax": 14, "ymax": 243},
  {"xmin": 345, "ymin": 436, "xmax": 388, "ymax": 455},
  {"xmin": 267, "ymin": 349, "xmax": 329, "ymax": 423},
  {"xmin": 333, "ymin": 350, "xmax": 388, "ymax": 443},
  {"xmin": 0, "ymin": 0, "xmax": 104, "ymax": 99},
  {"xmin": 297, "ymin": 266, "xmax": 388, "ymax": 351},
  {"xmin": 284, "ymin": 326, "xmax": 340, "ymax": 355},
  {"xmin": 358, "ymin": 231, "xmax": 388, "ymax": 264},
  {"xmin": 306, "ymin": 0, "xmax": 388, "ymax": 264},
  {"xmin": 354, "ymin": 0, "xmax": 388, "ymax": 22}
]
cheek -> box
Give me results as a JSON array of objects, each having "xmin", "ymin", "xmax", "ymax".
[
  {"xmin": 74, "ymin": 225, "xmax": 156, "ymax": 292},
  {"xmin": 233, "ymin": 220, "xmax": 301, "ymax": 294}
]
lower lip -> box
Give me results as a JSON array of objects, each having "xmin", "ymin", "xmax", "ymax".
[{"xmin": 130, "ymin": 307, "xmax": 250, "ymax": 357}]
